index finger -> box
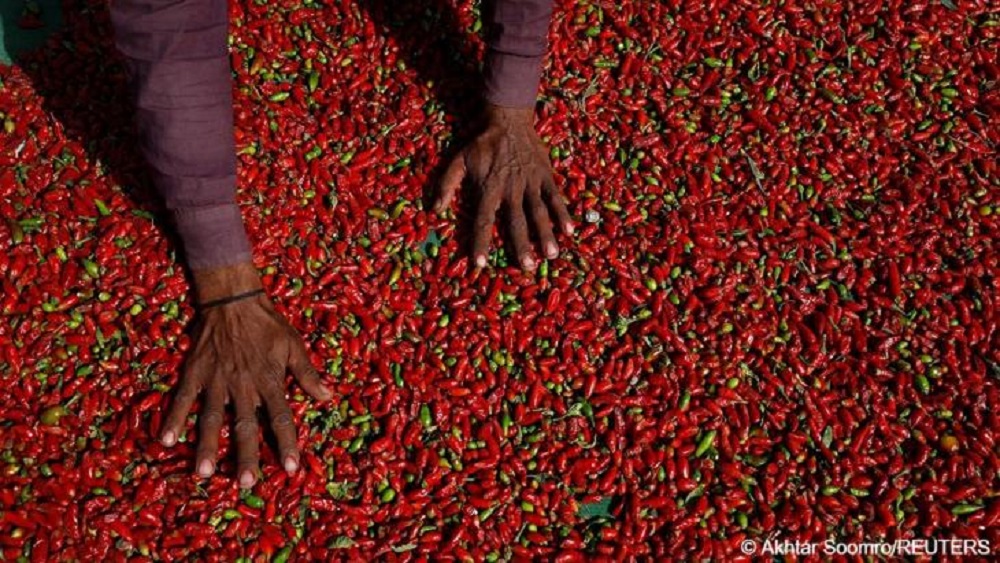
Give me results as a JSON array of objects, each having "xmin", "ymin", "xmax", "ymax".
[
  {"xmin": 262, "ymin": 385, "xmax": 299, "ymax": 474},
  {"xmin": 543, "ymin": 178, "xmax": 574, "ymax": 235},
  {"xmin": 528, "ymin": 187, "xmax": 558, "ymax": 260}
]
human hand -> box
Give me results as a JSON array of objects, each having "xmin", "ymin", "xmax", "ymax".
[
  {"xmin": 434, "ymin": 104, "xmax": 574, "ymax": 270},
  {"xmin": 159, "ymin": 263, "xmax": 332, "ymax": 488}
]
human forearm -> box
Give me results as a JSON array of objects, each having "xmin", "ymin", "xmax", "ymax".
[
  {"xmin": 190, "ymin": 262, "xmax": 263, "ymax": 305},
  {"xmin": 483, "ymin": 0, "xmax": 555, "ymax": 108}
]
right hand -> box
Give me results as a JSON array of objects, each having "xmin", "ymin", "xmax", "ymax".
[{"xmin": 159, "ymin": 263, "xmax": 332, "ymax": 488}]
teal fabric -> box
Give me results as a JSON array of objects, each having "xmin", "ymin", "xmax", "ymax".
[{"xmin": 0, "ymin": 0, "xmax": 62, "ymax": 65}]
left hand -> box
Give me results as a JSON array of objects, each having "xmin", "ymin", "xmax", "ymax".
[{"xmin": 434, "ymin": 104, "xmax": 574, "ymax": 271}]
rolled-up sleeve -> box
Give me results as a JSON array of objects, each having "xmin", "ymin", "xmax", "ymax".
[
  {"xmin": 111, "ymin": 0, "xmax": 251, "ymax": 270},
  {"xmin": 483, "ymin": 0, "xmax": 555, "ymax": 108}
]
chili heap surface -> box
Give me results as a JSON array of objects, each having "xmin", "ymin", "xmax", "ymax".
[{"xmin": 0, "ymin": 0, "xmax": 997, "ymax": 560}]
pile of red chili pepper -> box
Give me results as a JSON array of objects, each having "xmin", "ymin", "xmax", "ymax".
[{"xmin": 1, "ymin": 0, "xmax": 997, "ymax": 560}]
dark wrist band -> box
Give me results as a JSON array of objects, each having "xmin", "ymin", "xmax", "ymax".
[{"xmin": 199, "ymin": 288, "xmax": 265, "ymax": 309}]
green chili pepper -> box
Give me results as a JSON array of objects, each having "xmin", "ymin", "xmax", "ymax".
[{"xmin": 695, "ymin": 430, "xmax": 717, "ymax": 457}]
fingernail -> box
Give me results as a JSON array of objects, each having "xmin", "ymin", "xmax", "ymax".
[
  {"xmin": 197, "ymin": 459, "xmax": 214, "ymax": 477},
  {"xmin": 284, "ymin": 455, "xmax": 298, "ymax": 473},
  {"xmin": 239, "ymin": 470, "xmax": 255, "ymax": 488},
  {"xmin": 566, "ymin": 223, "xmax": 575, "ymax": 235},
  {"xmin": 545, "ymin": 242, "xmax": 558, "ymax": 258},
  {"xmin": 319, "ymin": 387, "xmax": 333, "ymax": 400},
  {"xmin": 161, "ymin": 431, "xmax": 176, "ymax": 447},
  {"xmin": 522, "ymin": 256, "xmax": 536, "ymax": 270},
  {"xmin": 475, "ymin": 255, "xmax": 487, "ymax": 268}
]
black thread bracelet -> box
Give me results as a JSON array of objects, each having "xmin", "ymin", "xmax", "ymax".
[{"xmin": 199, "ymin": 288, "xmax": 266, "ymax": 309}]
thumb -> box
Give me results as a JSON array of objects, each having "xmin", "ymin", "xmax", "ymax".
[
  {"xmin": 288, "ymin": 341, "xmax": 332, "ymax": 402},
  {"xmin": 434, "ymin": 152, "xmax": 466, "ymax": 214}
]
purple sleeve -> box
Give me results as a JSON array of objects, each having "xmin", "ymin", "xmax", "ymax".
[
  {"xmin": 483, "ymin": 0, "xmax": 556, "ymax": 108},
  {"xmin": 110, "ymin": 0, "xmax": 252, "ymax": 270}
]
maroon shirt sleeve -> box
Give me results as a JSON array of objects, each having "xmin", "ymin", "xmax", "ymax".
[
  {"xmin": 111, "ymin": 0, "xmax": 251, "ymax": 270},
  {"xmin": 483, "ymin": 0, "xmax": 556, "ymax": 108}
]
